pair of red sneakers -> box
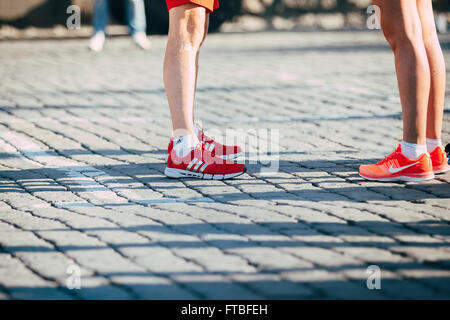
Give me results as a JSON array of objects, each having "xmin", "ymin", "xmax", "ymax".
[
  {"xmin": 359, "ymin": 144, "xmax": 450, "ymax": 182},
  {"xmin": 164, "ymin": 125, "xmax": 246, "ymax": 180}
]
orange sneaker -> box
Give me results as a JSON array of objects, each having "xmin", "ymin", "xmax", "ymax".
[
  {"xmin": 359, "ymin": 145, "xmax": 434, "ymax": 182},
  {"xmin": 429, "ymin": 145, "xmax": 450, "ymax": 174}
]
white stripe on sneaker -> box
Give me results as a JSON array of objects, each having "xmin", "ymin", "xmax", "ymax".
[
  {"xmin": 199, "ymin": 163, "xmax": 208, "ymax": 173},
  {"xmin": 186, "ymin": 158, "xmax": 198, "ymax": 171},
  {"xmin": 208, "ymin": 143, "xmax": 215, "ymax": 151},
  {"xmin": 193, "ymin": 160, "xmax": 203, "ymax": 172}
]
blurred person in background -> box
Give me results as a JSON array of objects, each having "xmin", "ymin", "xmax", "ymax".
[
  {"xmin": 89, "ymin": 0, "xmax": 151, "ymax": 52},
  {"xmin": 359, "ymin": 0, "xmax": 449, "ymax": 182},
  {"xmin": 436, "ymin": 0, "xmax": 447, "ymax": 33},
  {"xmin": 162, "ymin": 1, "xmax": 246, "ymax": 180}
]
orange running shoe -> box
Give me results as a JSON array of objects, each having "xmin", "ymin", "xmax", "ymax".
[
  {"xmin": 359, "ymin": 145, "xmax": 434, "ymax": 182},
  {"xmin": 429, "ymin": 145, "xmax": 450, "ymax": 174}
]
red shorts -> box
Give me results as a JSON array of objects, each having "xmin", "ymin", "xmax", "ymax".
[{"xmin": 166, "ymin": 0, "xmax": 219, "ymax": 13}]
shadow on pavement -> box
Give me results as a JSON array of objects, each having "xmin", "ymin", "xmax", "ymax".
[
  {"xmin": 0, "ymin": 157, "xmax": 449, "ymax": 202},
  {"xmin": 2, "ymin": 268, "xmax": 450, "ymax": 299}
]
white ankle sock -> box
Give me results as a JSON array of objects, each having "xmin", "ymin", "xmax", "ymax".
[
  {"xmin": 400, "ymin": 141, "xmax": 427, "ymax": 160},
  {"xmin": 173, "ymin": 134, "xmax": 200, "ymax": 158},
  {"xmin": 426, "ymin": 138, "xmax": 442, "ymax": 153},
  {"xmin": 194, "ymin": 123, "xmax": 200, "ymax": 137}
]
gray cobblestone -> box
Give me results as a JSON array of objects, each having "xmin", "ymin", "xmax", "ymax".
[{"xmin": 0, "ymin": 30, "xmax": 449, "ymax": 299}]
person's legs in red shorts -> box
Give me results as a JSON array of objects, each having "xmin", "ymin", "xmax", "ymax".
[
  {"xmin": 164, "ymin": 3, "xmax": 207, "ymax": 136},
  {"xmin": 163, "ymin": 2, "xmax": 245, "ymax": 180}
]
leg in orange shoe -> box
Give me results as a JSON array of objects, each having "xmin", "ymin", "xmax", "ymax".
[
  {"xmin": 417, "ymin": 0, "xmax": 446, "ymax": 141},
  {"xmin": 417, "ymin": 0, "xmax": 449, "ymax": 173},
  {"xmin": 373, "ymin": 0, "xmax": 430, "ymax": 145},
  {"xmin": 360, "ymin": 0, "xmax": 434, "ymax": 181}
]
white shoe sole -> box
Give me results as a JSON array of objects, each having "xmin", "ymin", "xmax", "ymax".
[
  {"xmin": 218, "ymin": 152, "xmax": 243, "ymax": 160},
  {"xmin": 165, "ymin": 152, "xmax": 242, "ymax": 162},
  {"xmin": 359, "ymin": 173, "xmax": 435, "ymax": 182},
  {"xmin": 434, "ymin": 166, "xmax": 450, "ymax": 175},
  {"xmin": 165, "ymin": 167, "xmax": 246, "ymax": 180}
]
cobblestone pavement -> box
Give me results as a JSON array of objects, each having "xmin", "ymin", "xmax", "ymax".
[{"xmin": 0, "ymin": 31, "xmax": 449, "ymax": 300}]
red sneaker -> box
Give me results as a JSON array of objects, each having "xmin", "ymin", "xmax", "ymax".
[
  {"xmin": 429, "ymin": 145, "xmax": 450, "ymax": 174},
  {"xmin": 195, "ymin": 124, "xmax": 243, "ymax": 160},
  {"xmin": 359, "ymin": 145, "xmax": 434, "ymax": 182},
  {"xmin": 165, "ymin": 143, "xmax": 246, "ymax": 180}
]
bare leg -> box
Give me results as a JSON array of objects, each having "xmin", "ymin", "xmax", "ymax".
[
  {"xmin": 373, "ymin": 0, "xmax": 430, "ymax": 144},
  {"xmin": 417, "ymin": 0, "xmax": 446, "ymax": 140},
  {"xmin": 193, "ymin": 16, "xmax": 210, "ymax": 123},
  {"xmin": 163, "ymin": 4, "xmax": 208, "ymax": 137}
]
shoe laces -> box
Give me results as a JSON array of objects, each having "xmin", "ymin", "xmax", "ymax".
[
  {"xmin": 198, "ymin": 126, "xmax": 215, "ymax": 143},
  {"xmin": 377, "ymin": 151, "xmax": 397, "ymax": 165},
  {"xmin": 195, "ymin": 141, "xmax": 213, "ymax": 155},
  {"xmin": 193, "ymin": 141, "xmax": 223, "ymax": 164}
]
